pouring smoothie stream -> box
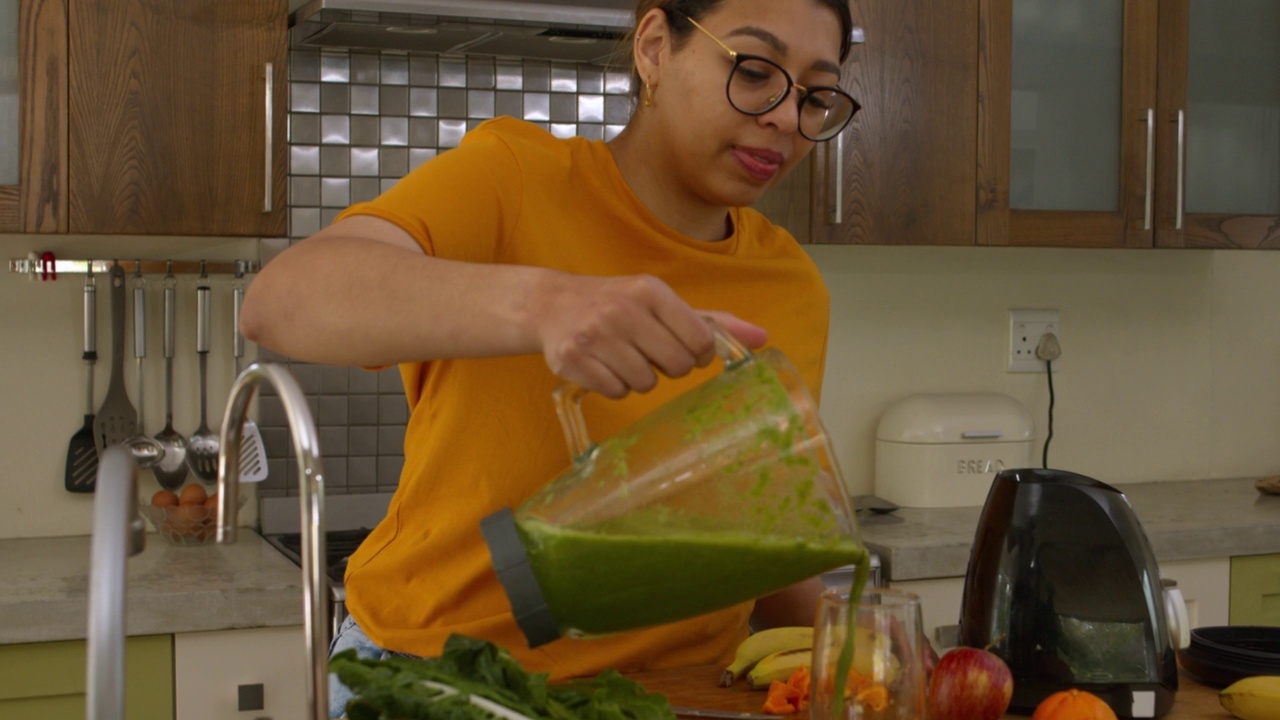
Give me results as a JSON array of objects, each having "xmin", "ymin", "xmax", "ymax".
[{"xmin": 483, "ymin": 327, "xmax": 865, "ymax": 647}]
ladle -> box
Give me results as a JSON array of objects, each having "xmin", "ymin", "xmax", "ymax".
[
  {"xmin": 151, "ymin": 265, "xmax": 189, "ymax": 490},
  {"xmin": 121, "ymin": 266, "xmax": 164, "ymax": 468}
]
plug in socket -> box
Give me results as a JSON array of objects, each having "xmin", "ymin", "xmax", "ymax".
[{"xmin": 1008, "ymin": 309, "xmax": 1060, "ymax": 373}]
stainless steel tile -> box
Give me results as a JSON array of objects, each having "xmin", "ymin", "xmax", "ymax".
[
  {"xmin": 550, "ymin": 63, "xmax": 578, "ymax": 93},
  {"xmin": 321, "ymin": 365, "xmax": 350, "ymax": 393},
  {"xmin": 377, "ymin": 424, "xmax": 406, "ymax": 453},
  {"xmin": 379, "ymin": 178, "xmax": 398, "ymax": 193},
  {"xmin": 290, "ymin": 113, "xmax": 320, "ymax": 144},
  {"xmin": 351, "ymin": 147, "xmax": 380, "ymax": 176},
  {"xmin": 320, "ymin": 177, "xmax": 350, "ymax": 208},
  {"xmin": 495, "ymin": 91, "xmax": 522, "ymax": 119},
  {"xmin": 349, "ymin": 395, "xmax": 378, "ymax": 425},
  {"xmin": 351, "ymin": 115, "xmax": 380, "ymax": 146},
  {"xmin": 320, "ymin": 145, "xmax": 350, "ymax": 175},
  {"xmin": 409, "ymin": 148, "xmax": 436, "ymax": 171},
  {"xmin": 496, "ymin": 60, "xmax": 523, "ymax": 90},
  {"xmin": 523, "ymin": 62, "xmax": 550, "ymax": 92},
  {"xmin": 320, "ymin": 53, "xmax": 350, "ymax": 83},
  {"xmin": 577, "ymin": 66, "xmax": 604, "ymax": 94},
  {"xmin": 258, "ymin": 395, "xmax": 287, "ymax": 428},
  {"xmin": 291, "ymin": 145, "xmax": 321, "ymax": 175},
  {"xmin": 290, "ymin": 176, "xmax": 320, "ymax": 207},
  {"xmin": 290, "ymin": 50, "xmax": 320, "ymax": 82},
  {"xmin": 550, "ymin": 93, "xmax": 576, "ymax": 122},
  {"xmin": 380, "ymin": 147, "xmax": 408, "ymax": 177},
  {"xmin": 604, "ymin": 94, "xmax": 633, "ymax": 124},
  {"xmin": 378, "ymin": 368, "xmax": 404, "ymax": 393},
  {"xmin": 377, "ymin": 455, "xmax": 404, "ymax": 487},
  {"xmin": 324, "ymin": 458, "xmax": 348, "ymax": 489},
  {"xmin": 261, "ymin": 427, "xmax": 290, "ymax": 458},
  {"xmin": 290, "ymin": 82, "xmax": 321, "ymax": 113},
  {"xmin": 320, "ymin": 83, "xmax": 350, "ymax": 114},
  {"xmin": 439, "ymin": 57, "xmax": 467, "ymax": 87},
  {"xmin": 467, "ymin": 119, "xmax": 486, "ymax": 132},
  {"xmin": 321, "ymin": 114, "xmax": 351, "ymax": 145},
  {"xmin": 380, "ymin": 85, "xmax": 408, "ymax": 116},
  {"xmin": 381, "ymin": 55, "xmax": 409, "ymax": 85},
  {"xmin": 351, "ymin": 52, "xmax": 380, "ymax": 84},
  {"xmin": 320, "ymin": 426, "xmax": 349, "ymax": 456},
  {"xmin": 348, "ymin": 457, "xmax": 376, "ymax": 486},
  {"xmin": 351, "ymin": 178, "xmax": 381, "ymax": 204},
  {"xmin": 381, "ymin": 116, "xmax": 409, "ymax": 146},
  {"xmin": 523, "ymin": 93, "xmax": 550, "ymax": 122},
  {"xmin": 409, "ymin": 87, "xmax": 438, "ymax": 117},
  {"xmin": 349, "ymin": 368, "xmax": 379, "ymax": 393},
  {"xmin": 321, "ymin": 207, "xmax": 343, "ymax": 228},
  {"xmin": 605, "ymin": 70, "xmax": 632, "ymax": 95},
  {"xmin": 409, "ymin": 55, "xmax": 437, "ymax": 86},
  {"xmin": 290, "ymin": 207, "xmax": 320, "ymax": 238},
  {"xmin": 578, "ymin": 94, "xmax": 604, "ymax": 123},
  {"xmin": 348, "ymin": 426, "xmax": 378, "ymax": 456},
  {"xmin": 437, "ymin": 119, "xmax": 466, "ymax": 145},
  {"xmin": 468, "ymin": 89, "xmax": 495, "ymax": 119},
  {"xmin": 351, "ymin": 85, "xmax": 380, "ymax": 115},
  {"xmin": 262, "ymin": 461, "xmax": 287, "ymax": 493},
  {"xmin": 439, "ymin": 87, "xmax": 466, "ymax": 118},
  {"xmin": 467, "ymin": 57, "xmax": 495, "ymax": 89},
  {"xmin": 409, "ymin": 118, "xmax": 437, "ymax": 147},
  {"xmin": 319, "ymin": 395, "xmax": 349, "ymax": 426},
  {"xmin": 578, "ymin": 124, "xmax": 605, "ymax": 141},
  {"xmin": 378, "ymin": 394, "xmax": 407, "ymax": 423},
  {"xmin": 550, "ymin": 123, "xmax": 577, "ymax": 139},
  {"xmin": 605, "ymin": 124, "xmax": 627, "ymax": 141}
]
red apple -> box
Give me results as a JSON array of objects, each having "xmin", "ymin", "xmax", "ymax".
[{"xmin": 928, "ymin": 646, "xmax": 1014, "ymax": 720}]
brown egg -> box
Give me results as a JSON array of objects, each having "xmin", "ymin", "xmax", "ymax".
[
  {"xmin": 178, "ymin": 483, "xmax": 208, "ymax": 506},
  {"xmin": 151, "ymin": 490, "xmax": 180, "ymax": 508}
]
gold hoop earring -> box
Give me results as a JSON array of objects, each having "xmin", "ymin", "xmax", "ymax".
[{"xmin": 644, "ymin": 83, "xmax": 653, "ymax": 108}]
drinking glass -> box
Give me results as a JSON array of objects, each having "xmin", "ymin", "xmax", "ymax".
[{"xmin": 810, "ymin": 587, "xmax": 927, "ymax": 720}]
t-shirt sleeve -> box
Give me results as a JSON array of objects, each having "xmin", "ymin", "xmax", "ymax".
[{"xmin": 336, "ymin": 121, "xmax": 523, "ymax": 263}]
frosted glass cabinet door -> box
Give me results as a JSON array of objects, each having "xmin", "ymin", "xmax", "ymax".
[
  {"xmin": 1, "ymin": 0, "xmax": 19, "ymax": 187},
  {"xmin": 1009, "ymin": 0, "xmax": 1124, "ymax": 212}
]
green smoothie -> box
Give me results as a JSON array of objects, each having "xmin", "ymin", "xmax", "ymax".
[{"xmin": 517, "ymin": 518, "xmax": 867, "ymax": 635}]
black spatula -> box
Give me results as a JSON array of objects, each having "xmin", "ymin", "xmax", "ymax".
[{"xmin": 65, "ymin": 272, "xmax": 99, "ymax": 492}]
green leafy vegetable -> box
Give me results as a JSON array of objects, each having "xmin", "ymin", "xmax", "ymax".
[{"xmin": 331, "ymin": 635, "xmax": 676, "ymax": 720}]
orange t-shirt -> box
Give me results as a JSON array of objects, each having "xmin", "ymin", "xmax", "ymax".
[{"xmin": 337, "ymin": 117, "xmax": 830, "ymax": 679}]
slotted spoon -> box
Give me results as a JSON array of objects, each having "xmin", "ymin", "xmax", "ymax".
[
  {"xmin": 152, "ymin": 268, "xmax": 189, "ymax": 490},
  {"xmin": 122, "ymin": 270, "xmax": 165, "ymax": 468},
  {"xmin": 186, "ymin": 279, "xmax": 220, "ymax": 483},
  {"xmin": 93, "ymin": 264, "xmax": 138, "ymax": 451}
]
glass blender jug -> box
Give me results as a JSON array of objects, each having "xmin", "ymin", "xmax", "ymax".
[{"xmin": 482, "ymin": 326, "xmax": 866, "ymax": 647}]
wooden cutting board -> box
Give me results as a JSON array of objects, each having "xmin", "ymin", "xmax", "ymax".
[{"xmin": 625, "ymin": 665, "xmax": 1231, "ymax": 719}]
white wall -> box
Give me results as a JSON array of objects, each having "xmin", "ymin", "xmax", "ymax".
[{"xmin": 3, "ymin": 235, "xmax": 1279, "ymax": 539}]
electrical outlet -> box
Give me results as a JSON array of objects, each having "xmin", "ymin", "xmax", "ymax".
[{"xmin": 1008, "ymin": 309, "xmax": 1061, "ymax": 373}]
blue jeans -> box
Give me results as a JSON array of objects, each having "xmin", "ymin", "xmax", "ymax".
[{"xmin": 328, "ymin": 614, "xmax": 419, "ymax": 718}]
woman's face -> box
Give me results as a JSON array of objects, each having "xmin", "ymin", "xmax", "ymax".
[{"xmin": 645, "ymin": 0, "xmax": 845, "ymax": 211}]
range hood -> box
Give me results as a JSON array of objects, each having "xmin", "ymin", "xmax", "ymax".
[{"xmin": 290, "ymin": 0, "xmax": 635, "ymax": 64}]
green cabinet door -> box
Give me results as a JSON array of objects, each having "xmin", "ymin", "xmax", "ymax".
[
  {"xmin": 0, "ymin": 635, "xmax": 173, "ymax": 720},
  {"xmin": 1230, "ymin": 554, "xmax": 1280, "ymax": 626}
]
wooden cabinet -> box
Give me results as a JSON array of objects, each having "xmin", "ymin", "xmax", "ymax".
[
  {"xmin": 174, "ymin": 626, "xmax": 306, "ymax": 720},
  {"xmin": 69, "ymin": 0, "xmax": 287, "ymax": 236},
  {"xmin": 0, "ymin": 635, "xmax": 173, "ymax": 720},
  {"xmin": 0, "ymin": 0, "xmax": 68, "ymax": 233},
  {"xmin": 1230, "ymin": 553, "xmax": 1280, "ymax": 626}
]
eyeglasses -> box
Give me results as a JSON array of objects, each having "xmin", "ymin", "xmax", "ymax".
[{"xmin": 683, "ymin": 15, "xmax": 859, "ymax": 142}]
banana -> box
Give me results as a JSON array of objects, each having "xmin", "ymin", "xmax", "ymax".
[
  {"xmin": 1221, "ymin": 675, "xmax": 1280, "ymax": 720},
  {"xmin": 721, "ymin": 626, "xmax": 815, "ymax": 687},
  {"xmin": 747, "ymin": 648, "xmax": 813, "ymax": 690}
]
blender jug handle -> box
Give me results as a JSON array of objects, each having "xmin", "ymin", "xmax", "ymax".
[{"xmin": 552, "ymin": 321, "xmax": 753, "ymax": 462}]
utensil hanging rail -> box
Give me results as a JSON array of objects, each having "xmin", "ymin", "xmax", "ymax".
[{"xmin": 10, "ymin": 257, "xmax": 258, "ymax": 279}]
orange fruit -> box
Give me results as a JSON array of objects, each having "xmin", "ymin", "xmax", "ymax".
[
  {"xmin": 1032, "ymin": 689, "xmax": 1118, "ymax": 720},
  {"xmin": 151, "ymin": 490, "xmax": 179, "ymax": 508},
  {"xmin": 178, "ymin": 483, "xmax": 208, "ymax": 506}
]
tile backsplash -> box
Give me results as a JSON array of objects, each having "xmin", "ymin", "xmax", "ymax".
[{"xmin": 257, "ymin": 48, "xmax": 635, "ymax": 497}]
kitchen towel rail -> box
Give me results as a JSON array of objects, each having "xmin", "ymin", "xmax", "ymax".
[{"xmin": 10, "ymin": 256, "xmax": 259, "ymax": 280}]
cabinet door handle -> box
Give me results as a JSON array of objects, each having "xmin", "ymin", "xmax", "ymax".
[
  {"xmin": 1176, "ymin": 109, "xmax": 1185, "ymax": 230},
  {"xmin": 829, "ymin": 131, "xmax": 844, "ymax": 225},
  {"xmin": 264, "ymin": 62, "xmax": 274, "ymax": 213},
  {"xmin": 1143, "ymin": 108, "xmax": 1154, "ymax": 231}
]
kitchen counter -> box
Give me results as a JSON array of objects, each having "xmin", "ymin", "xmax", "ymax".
[
  {"xmin": 630, "ymin": 665, "xmax": 1231, "ymax": 719},
  {"xmin": 0, "ymin": 529, "xmax": 305, "ymax": 645},
  {"xmin": 861, "ymin": 477, "xmax": 1280, "ymax": 581}
]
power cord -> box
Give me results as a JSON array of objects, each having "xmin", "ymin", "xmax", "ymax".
[{"xmin": 1035, "ymin": 333, "xmax": 1061, "ymax": 468}]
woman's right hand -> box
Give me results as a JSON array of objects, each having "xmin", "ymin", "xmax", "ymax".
[{"xmin": 531, "ymin": 272, "xmax": 767, "ymax": 399}]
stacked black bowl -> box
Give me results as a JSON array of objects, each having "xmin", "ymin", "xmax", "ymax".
[{"xmin": 1178, "ymin": 626, "xmax": 1280, "ymax": 687}]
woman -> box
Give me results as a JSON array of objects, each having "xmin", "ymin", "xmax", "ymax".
[{"xmin": 240, "ymin": 0, "xmax": 857, "ymax": 714}]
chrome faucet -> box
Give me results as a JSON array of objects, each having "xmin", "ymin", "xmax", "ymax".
[
  {"xmin": 216, "ymin": 362, "xmax": 328, "ymax": 720},
  {"xmin": 85, "ymin": 445, "xmax": 145, "ymax": 720}
]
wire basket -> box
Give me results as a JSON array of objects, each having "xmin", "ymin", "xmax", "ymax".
[{"xmin": 140, "ymin": 493, "xmax": 248, "ymax": 546}]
